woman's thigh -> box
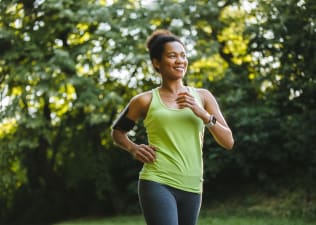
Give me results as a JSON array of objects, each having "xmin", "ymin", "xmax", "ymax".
[
  {"xmin": 138, "ymin": 180, "xmax": 201, "ymax": 225},
  {"xmin": 174, "ymin": 188, "xmax": 202, "ymax": 225},
  {"xmin": 138, "ymin": 180, "xmax": 178, "ymax": 225}
]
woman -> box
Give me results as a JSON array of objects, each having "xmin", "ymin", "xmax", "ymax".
[{"xmin": 111, "ymin": 29, "xmax": 234, "ymax": 225}]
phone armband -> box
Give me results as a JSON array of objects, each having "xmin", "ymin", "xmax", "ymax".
[{"xmin": 111, "ymin": 106, "xmax": 135, "ymax": 132}]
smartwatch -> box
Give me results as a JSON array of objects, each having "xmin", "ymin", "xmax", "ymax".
[{"xmin": 205, "ymin": 114, "xmax": 217, "ymax": 128}]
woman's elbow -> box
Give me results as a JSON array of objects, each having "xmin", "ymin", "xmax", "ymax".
[
  {"xmin": 220, "ymin": 134, "xmax": 234, "ymax": 150},
  {"xmin": 111, "ymin": 129, "xmax": 122, "ymax": 144},
  {"xmin": 225, "ymin": 137, "xmax": 234, "ymax": 150},
  {"xmin": 110, "ymin": 129, "xmax": 116, "ymax": 140}
]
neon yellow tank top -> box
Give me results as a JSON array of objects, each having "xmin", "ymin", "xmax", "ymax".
[{"xmin": 140, "ymin": 87, "xmax": 205, "ymax": 193}]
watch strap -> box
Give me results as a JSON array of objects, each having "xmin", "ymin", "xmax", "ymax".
[{"xmin": 205, "ymin": 114, "xmax": 216, "ymax": 128}]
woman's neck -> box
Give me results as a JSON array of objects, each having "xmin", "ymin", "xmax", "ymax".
[{"xmin": 160, "ymin": 80, "xmax": 186, "ymax": 94}]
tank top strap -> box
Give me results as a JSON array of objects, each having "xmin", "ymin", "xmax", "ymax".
[
  {"xmin": 188, "ymin": 87, "xmax": 203, "ymax": 107},
  {"xmin": 150, "ymin": 87, "xmax": 160, "ymax": 107}
]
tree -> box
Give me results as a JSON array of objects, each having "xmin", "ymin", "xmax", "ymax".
[{"xmin": 0, "ymin": 0, "xmax": 315, "ymax": 223}]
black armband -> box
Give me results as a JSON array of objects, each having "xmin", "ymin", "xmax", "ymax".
[{"xmin": 111, "ymin": 106, "xmax": 135, "ymax": 132}]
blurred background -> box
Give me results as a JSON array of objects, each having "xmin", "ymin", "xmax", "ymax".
[{"xmin": 0, "ymin": 0, "xmax": 315, "ymax": 224}]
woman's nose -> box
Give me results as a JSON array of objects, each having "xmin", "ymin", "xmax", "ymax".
[{"xmin": 176, "ymin": 56, "xmax": 186, "ymax": 63}]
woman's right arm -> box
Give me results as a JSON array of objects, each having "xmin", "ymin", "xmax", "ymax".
[{"xmin": 111, "ymin": 93, "xmax": 157, "ymax": 163}]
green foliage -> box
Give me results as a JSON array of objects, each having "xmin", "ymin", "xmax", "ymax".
[{"xmin": 0, "ymin": 0, "xmax": 315, "ymax": 224}]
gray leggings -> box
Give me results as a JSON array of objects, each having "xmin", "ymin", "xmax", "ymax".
[{"xmin": 138, "ymin": 179, "xmax": 202, "ymax": 225}]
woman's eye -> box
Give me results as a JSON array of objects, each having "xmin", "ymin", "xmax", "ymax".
[{"xmin": 167, "ymin": 54, "xmax": 186, "ymax": 59}]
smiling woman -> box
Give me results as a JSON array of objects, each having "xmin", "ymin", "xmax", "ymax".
[
  {"xmin": 152, "ymin": 41, "xmax": 188, "ymax": 80},
  {"xmin": 111, "ymin": 29, "xmax": 234, "ymax": 225}
]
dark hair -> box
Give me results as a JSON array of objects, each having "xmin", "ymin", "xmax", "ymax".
[{"xmin": 146, "ymin": 29, "xmax": 184, "ymax": 62}]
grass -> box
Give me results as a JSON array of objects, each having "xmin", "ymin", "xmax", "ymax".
[
  {"xmin": 199, "ymin": 214, "xmax": 316, "ymax": 225},
  {"xmin": 54, "ymin": 213, "xmax": 316, "ymax": 225},
  {"xmin": 54, "ymin": 186, "xmax": 316, "ymax": 225}
]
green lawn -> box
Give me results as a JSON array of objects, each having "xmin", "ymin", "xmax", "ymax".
[
  {"xmin": 54, "ymin": 188, "xmax": 316, "ymax": 225},
  {"xmin": 54, "ymin": 214, "xmax": 316, "ymax": 225}
]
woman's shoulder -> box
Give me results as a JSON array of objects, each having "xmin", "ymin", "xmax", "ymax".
[
  {"xmin": 192, "ymin": 87, "xmax": 214, "ymax": 97},
  {"xmin": 128, "ymin": 90, "xmax": 153, "ymax": 119},
  {"xmin": 131, "ymin": 90, "xmax": 153, "ymax": 105},
  {"xmin": 189, "ymin": 87, "xmax": 213, "ymax": 98},
  {"xmin": 192, "ymin": 87, "xmax": 216, "ymax": 107},
  {"xmin": 192, "ymin": 87, "xmax": 210, "ymax": 94}
]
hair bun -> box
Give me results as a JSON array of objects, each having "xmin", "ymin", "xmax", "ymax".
[{"xmin": 146, "ymin": 29, "xmax": 173, "ymax": 51}]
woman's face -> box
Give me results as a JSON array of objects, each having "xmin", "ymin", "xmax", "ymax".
[{"xmin": 153, "ymin": 41, "xmax": 188, "ymax": 80}]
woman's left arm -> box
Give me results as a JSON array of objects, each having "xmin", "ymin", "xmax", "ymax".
[
  {"xmin": 199, "ymin": 89, "xmax": 234, "ymax": 150},
  {"xmin": 177, "ymin": 89, "xmax": 234, "ymax": 150}
]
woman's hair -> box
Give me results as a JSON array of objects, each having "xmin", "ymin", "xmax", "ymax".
[{"xmin": 146, "ymin": 29, "xmax": 184, "ymax": 62}]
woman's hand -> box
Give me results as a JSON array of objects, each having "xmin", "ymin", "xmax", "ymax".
[
  {"xmin": 130, "ymin": 144, "xmax": 157, "ymax": 163},
  {"xmin": 176, "ymin": 92, "xmax": 209, "ymax": 123}
]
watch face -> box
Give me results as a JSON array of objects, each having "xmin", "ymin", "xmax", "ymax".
[
  {"xmin": 212, "ymin": 116, "xmax": 217, "ymax": 125},
  {"xmin": 206, "ymin": 115, "xmax": 216, "ymax": 128}
]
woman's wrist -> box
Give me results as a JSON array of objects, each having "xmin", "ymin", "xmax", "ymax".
[
  {"xmin": 205, "ymin": 114, "xmax": 217, "ymax": 128},
  {"xmin": 199, "ymin": 110, "xmax": 211, "ymax": 124},
  {"xmin": 126, "ymin": 142, "xmax": 137, "ymax": 156}
]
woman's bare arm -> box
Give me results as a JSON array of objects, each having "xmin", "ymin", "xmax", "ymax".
[{"xmin": 111, "ymin": 92, "xmax": 157, "ymax": 163}]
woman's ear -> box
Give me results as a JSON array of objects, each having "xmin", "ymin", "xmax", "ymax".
[{"xmin": 152, "ymin": 58, "xmax": 160, "ymax": 72}]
